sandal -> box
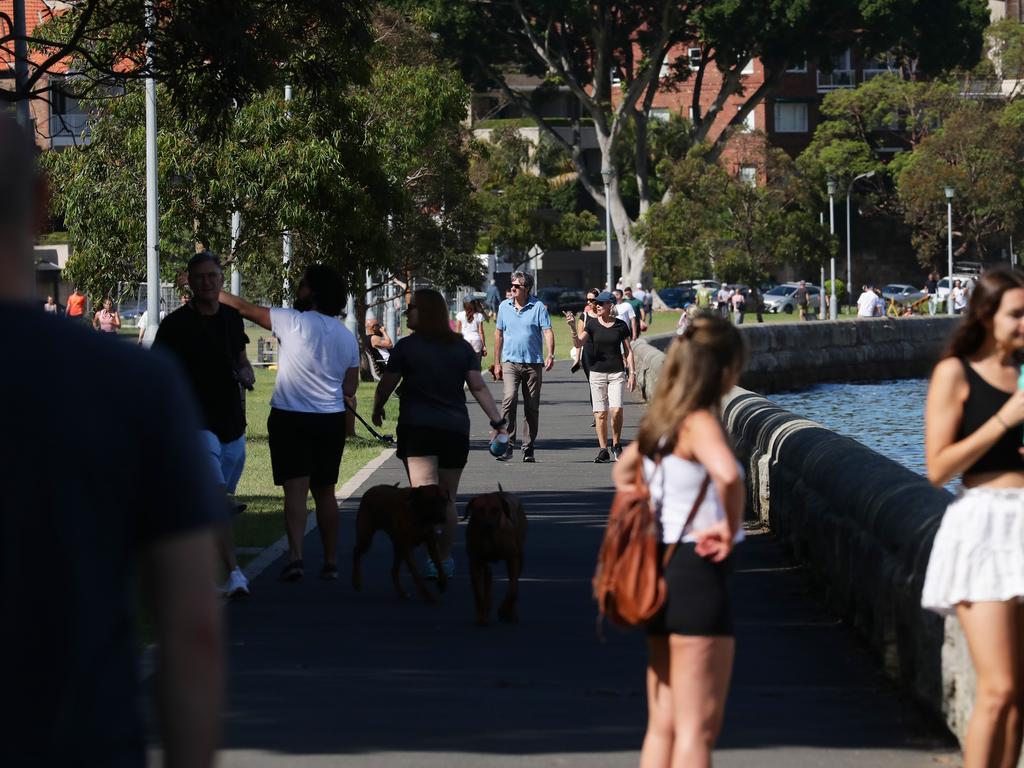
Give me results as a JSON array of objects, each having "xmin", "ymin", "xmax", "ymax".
[
  {"xmin": 320, "ymin": 563, "xmax": 339, "ymax": 581},
  {"xmin": 279, "ymin": 559, "xmax": 304, "ymax": 582}
]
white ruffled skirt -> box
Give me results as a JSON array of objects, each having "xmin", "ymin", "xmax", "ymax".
[{"xmin": 922, "ymin": 488, "xmax": 1024, "ymax": 614}]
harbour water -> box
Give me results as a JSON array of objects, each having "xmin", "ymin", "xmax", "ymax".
[{"xmin": 769, "ymin": 379, "xmax": 945, "ymax": 486}]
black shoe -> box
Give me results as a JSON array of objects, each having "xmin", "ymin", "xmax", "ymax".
[
  {"xmin": 522, "ymin": 448, "xmax": 535, "ymax": 463},
  {"xmin": 594, "ymin": 448, "xmax": 611, "ymax": 463},
  {"xmin": 496, "ymin": 443, "xmax": 513, "ymax": 461},
  {"xmin": 611, "ymin": 444, "xmax": 623, "ymax": 462},
  {"xmin": 589, "ymin": 419, "xmax": 596, "ymax": 428}
]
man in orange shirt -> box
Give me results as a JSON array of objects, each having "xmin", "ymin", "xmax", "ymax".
[{"xmin": 65, "ymin": 287, "xmax": 87, "ymax": 321}]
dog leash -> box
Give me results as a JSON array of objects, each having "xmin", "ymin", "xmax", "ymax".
[{"xmin": 349, "ymin": 407, "xmax": 395, "ymax": 445}]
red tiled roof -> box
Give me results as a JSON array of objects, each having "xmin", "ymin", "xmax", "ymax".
[{"xmin": 2, "ymin": 1, "xmax": 66, "ymax": 71}]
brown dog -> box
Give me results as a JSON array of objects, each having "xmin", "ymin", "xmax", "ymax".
[
  {"xmin": 464, "ymin": 485, "xmax": 527, "ymax": 626},
  {"xmin": 352, "ymin": 483, "xmax": 449, "ymax": 602}
]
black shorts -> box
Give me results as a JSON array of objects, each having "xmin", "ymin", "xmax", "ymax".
[
  {"xmin": 267, "ymin": 408, "xmax": 347, "ymax": 487},
  {"xmin": 396, "ymin": 424, "xmax": 469, "ymax": 469},
  {"xmin": 647, "ymin": 543, "xmax": 734, "ymax": 637}
]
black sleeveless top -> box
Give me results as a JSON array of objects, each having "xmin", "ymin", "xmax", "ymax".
[{"xmin": 957, "ymin": 358, "xmax": 1024, "ymax": 477}]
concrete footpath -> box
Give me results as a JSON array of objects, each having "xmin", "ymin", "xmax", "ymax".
[{"xmin": 214, "ymin": 368, "xmax": 958, "ymax": 767}]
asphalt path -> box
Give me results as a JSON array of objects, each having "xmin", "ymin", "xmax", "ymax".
[{"xmin": 211, "ymin": 366, "xmax": 958, "ymax": 767}]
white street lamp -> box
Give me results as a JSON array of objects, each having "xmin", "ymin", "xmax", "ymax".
[
  {"xmin": 846, "ymin": 170, "xmax": 876, "ymax": 311},
  {"xmin": 827, "ymin": 176, "xmax": 837, "ymax": 320},
  {"xmin": 143, "ymin": 0, "xmax": 160, "ymax": 345},
  {"xmin": 602, "ymin": 162, "xmax": 614, "ymax": 291},
  {"xmin": 945, "ymin": 186, "xmax": 955, "ymax": 316}
]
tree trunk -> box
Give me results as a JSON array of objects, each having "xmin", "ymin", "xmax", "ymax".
[{"xmin": 607, "ymin": 183, "xmax": 645, "ymax": 287}]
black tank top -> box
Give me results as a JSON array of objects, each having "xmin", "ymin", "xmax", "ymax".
[{"xmin": 957, "ymin": 358, "xmax": 1024, "ymax": 477}]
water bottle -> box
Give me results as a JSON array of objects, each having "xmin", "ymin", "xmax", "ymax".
[{"xmin": 489, "ymin": 432, "xmax": 510, "ymax": 457}]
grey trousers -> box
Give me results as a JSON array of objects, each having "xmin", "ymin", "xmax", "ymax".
[{"xmin": 501, "ymin": 362, "xmax": 543, "ymax": 451}]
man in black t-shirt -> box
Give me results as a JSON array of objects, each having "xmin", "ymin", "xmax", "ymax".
[
  {"xmin": 155, "ymin": 250, "xmax": 255, "ymax": 598},
  {"xmin": 0, "ymin": 113, "xmax": 223, "ymax": 768}
]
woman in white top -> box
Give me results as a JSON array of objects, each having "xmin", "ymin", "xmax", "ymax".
[
  {"xmin": 455, "ymin": 300, "xmax": 486, "ymax": 364},
  {"xmin": 613, "ymin": 314, "xmax": 747, "ymax": 768}
]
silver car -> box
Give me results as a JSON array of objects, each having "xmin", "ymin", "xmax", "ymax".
[
  {"xmin": 881, "ymin": 284, "xmax": 926, "ymax": 306},
  {"xmin": 763, "ymin": 283, "xmax": 822, "ymax": 314}
]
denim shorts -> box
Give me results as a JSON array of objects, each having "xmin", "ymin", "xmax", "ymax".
[{"xmin": 199, "ymin": 431, "xmax": 246, "ymax": 494}]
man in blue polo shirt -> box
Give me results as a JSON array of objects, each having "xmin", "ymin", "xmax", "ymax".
[{"xmin": 493, "ymin": 270, "xmax": 555, "ymax": 462}]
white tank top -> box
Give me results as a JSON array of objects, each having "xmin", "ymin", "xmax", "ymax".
[{"xmin": 643, "ymin": 455, "xmax": 745, "ymax": 545}]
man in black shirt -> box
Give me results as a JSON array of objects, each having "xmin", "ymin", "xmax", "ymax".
[
  {"xmin": 155, "ymin": 250, "xmax": 255, "ymax": 598},
  {"xmin": 0, "ymin": 114, "xmax": 223, "ymax": 767}
]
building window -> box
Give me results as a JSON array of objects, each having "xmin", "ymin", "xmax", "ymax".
[
  {"xmin": 659, "ymin": 58, "xmax": 671, "ymax": 79},
  {"xmin": 741, "ymin": 59, "xmax": 755, "ymax": 75},
  {"xmin": 739, "ymin": 166, "xmax": 757, "ymax": 187},
  {"xmin": 650, "ymin": 108, "xmax": 671, "ymax": 122},
  {"xmin": 688, "ymin": 47, "xmax": 702, "ymax": 67},
  {"xmin": 773, "ymin": 102, "xmax": 808, "ymax": 133},
  {"xmin": 786, "ymin": 61, "xmax": 807, "ymax": 73},
  {"xmin": 737, "ymin": 105, "xmax": 755, "ymax": 131}
]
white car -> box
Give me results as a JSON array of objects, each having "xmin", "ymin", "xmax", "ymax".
[
  {"xmin": 678, "ymin": 278, "xmax": 721, "ymax": 292},
  {"xmin": 763, "ymin": 283, "xmax": 822, "ymax": 314}
]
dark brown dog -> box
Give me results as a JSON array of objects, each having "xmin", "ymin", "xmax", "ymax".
[
  {"xmin": 464, "ymin": 485, "xmax": 527, "ymax": 625},
  {"xmin": 352, "ymin": 483, "xmax": 449, "ymax": 602}
]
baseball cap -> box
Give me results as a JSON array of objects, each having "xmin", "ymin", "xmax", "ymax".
[{"xmin": 595, "ymin": 291, "xmax": 615, "ymax": 303}]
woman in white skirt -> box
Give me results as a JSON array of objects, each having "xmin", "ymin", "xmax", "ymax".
[{"xmin": 922, "ymin": 266, "xmax": 1024, "ymax": 768}]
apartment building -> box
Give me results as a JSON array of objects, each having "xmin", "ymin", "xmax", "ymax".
[{"xmin": 1, "ymin": 0, "xmax": 89, "ymax": 150}]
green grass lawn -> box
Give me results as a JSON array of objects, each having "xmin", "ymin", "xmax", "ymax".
[{"xmin": 231, "ymin": 368, "xmax": 398, "ymax": 566}]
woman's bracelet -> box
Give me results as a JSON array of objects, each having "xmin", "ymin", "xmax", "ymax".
[{"xmin": 995, "ymin": 412, "xmax": 1010, "ymax": 430}]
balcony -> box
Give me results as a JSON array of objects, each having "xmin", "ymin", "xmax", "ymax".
[
  {"xmin": 816, "ymin": 69, "xmax": 854, "ymax": 92},
  {"xmin": 862, "ymin": 68, "xmax": 897, "ymax": 82},
  {"xmin": 48, "ymin": 112, "xmax": 89, "ymax": 147}
]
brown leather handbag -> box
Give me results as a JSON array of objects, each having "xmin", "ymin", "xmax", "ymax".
[{"xmin": 593, "ymin": 461, "xmax": 710, "ymax": 629}]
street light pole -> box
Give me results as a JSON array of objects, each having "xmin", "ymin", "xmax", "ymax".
[
  {"xmin": 845, "ymin": 170, "xmax": 876, "ymax": 311},
  {"xmin": 143, "ymin": 0, "xmax": 160, "ymax": 344},
  {"xmin": 602, "ymin": 162, "xmax": 614, "ymax": 291},
  {"xmin": 945, "ymin": 186, "xmax": 955, "ymax": 316},
  {"xmin": 282, "ymin": 84, "xmax": 293, "ymax": 306},
  {"xmin": 827, "ymin": 177, "xmax": 837, "ymax": 320}
]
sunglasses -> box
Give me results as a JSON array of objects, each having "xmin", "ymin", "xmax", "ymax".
[{"xmin": 511, "ymin": 284, "xmax": 526, "ymax": 289}]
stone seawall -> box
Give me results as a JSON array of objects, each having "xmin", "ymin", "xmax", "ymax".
[
  {"xmin": 630, "ymin": 333, "xmax": 977, "ymax": 748},
  {"xmin": 646, "ymin": 316, "xmax": 959, "ymax": 393}
]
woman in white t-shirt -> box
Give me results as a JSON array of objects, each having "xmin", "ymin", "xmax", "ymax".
[
  {"xmin": 455, "ymin": 300, "xmax": 486, "ymax": 364},
  {"xmin": 220, "ymin": 264, "xmax": 361, "ymax": 583}
]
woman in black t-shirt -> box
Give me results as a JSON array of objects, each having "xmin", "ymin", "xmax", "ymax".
[{"xmin": 565, "ymin": 291, "xmax": 635, "ymax": 463}]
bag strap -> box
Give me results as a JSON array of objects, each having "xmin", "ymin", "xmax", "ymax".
[{"xmin": 660, "ymin": 473, "xmax": 712, "ymax": 568}]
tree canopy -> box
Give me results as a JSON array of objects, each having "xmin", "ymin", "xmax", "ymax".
[
  {"xmin": 394, "ymin": 0, "xmax": 988, "ymax": 284},
  {"xmin": 3, "ymin": 0, "xmax": 374, "ymax": 135}
]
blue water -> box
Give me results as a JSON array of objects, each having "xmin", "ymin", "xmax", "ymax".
[{"xmin": 769, "ymin": 379, "xmax": 934, "ymax": 482}]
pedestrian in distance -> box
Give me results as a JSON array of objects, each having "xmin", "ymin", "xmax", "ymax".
[
  {"xmin": 493, "ymin": 270, "xmax": 555, "ymax": 463},
  {"xmin": 924, "ymin": 271, "xmax": 940, "ymax": 316},
  {"xmin": 730, "ymin": 288, "xmax": 746, "ymax": 325},
  {"xmin": 43, "ymin": 294, "xmax": 58, "ymax": 314},
  {"xmin": 570, "ymin": 288, "xmax": 601, "ymax": 427},
  {"xmin": 952, "ymin": 279, "xmax": 968, "ymax": 315},
  {"xmin": 856, "ymin": 285, "xmax": 878, "ymax": 319},
  {"xmin": 612, "ymin": 313, "xmax": 747, "ymax": 768},
  {"xmin": 613, "ymin": 287, "xmax": 638, "ymax": 340},
  {"xmin": 485, "ymin": 278, "xmax": 501, "ymax": 319},
  {"xmin": 921, "ymin": 266, "xmax": 1024, "ymax": 768},
  {"xmin": 0, "ymin": 112, "xmax": 223, "ymax": 768},
  {"xmin": 137, "ymin": 298, "xmax": 168, "ymax": 344},
  {"xmin": 624, "ymin": 285, "xmax": 647, "ymax": 334},
  {"xmin": 154, "ymin": 251, "xmax": 256, "ymax": 598},
  {"xmin": 93, "ymin": 296, "xmax": 121, "ymax": 334},
  {"xmin": 747, "ymin": 284, "xmax": 765, "ymax": 323},
  {"xmin": 456, "ymin": 298, "xmax": 487, "ymax": 366},
  {"xmin": 793, "ymin": 280, "xmax": 810, "ymax": 321},
  {"xmin": 373, "ymin": 288, "xmax": 509, "ymax": 578},
  {"xmin": 65, "ymin": 285, "xmax": 87, "ymax": 322},
  {"xmin": 565, "ymin": 291, "xmax": 636, "ymax": 463},
  {"xmin": 364, "ymin": 315, "xmax": 393, "ymax": 380},
  {"xmin": 219, "ymin": 264, "xmax": 360, "ymax": 583}
]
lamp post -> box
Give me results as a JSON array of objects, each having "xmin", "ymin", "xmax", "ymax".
[
  {"xmin": 143, "ymin": 0, "xmax": 160, "ymax": 344},
  {"xmin": 827, "ymin": 176, "xmax": 837, "ymax": 320},
  {"xmin": 602, "ymin": 162, "xmax": 614, "ymax": 291},
  {"xmin": 846, "ymin": 170, "xmax": 876, "ymax": 310},
  {"xmin": 945, "ymin": 186, "xmax": 955, "ymax": 316}
]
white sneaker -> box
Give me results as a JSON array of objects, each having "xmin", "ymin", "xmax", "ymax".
[{"xmin": 221, "ymin": 568, "xmax": 250, "ymax": 598}]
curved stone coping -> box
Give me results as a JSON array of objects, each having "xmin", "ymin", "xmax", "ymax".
[
  {"xmin": 644, "ymin": 316, "xmax": 960, "ymax": 393},
  {"xmin": 631, "ymin": 335, "xmax": 973, "ymax": 747}
]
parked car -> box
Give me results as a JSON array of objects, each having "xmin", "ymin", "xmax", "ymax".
[
  {"xmin": 537, "ymin": 287, "xmax": 588, "ymax": 315},
  {"xmin": 881, "ymin": 284, "xmax": 926, "ymax": 305},
  {"xmin": 678, "ymin": 278, "xmax": 721, "ymax": 292},
  {"xmin": 762, "ymin": 283, "xmax": 822, "ymax": 314},
  {"xmin": 655, "ymin": 286, "xmax": 696, "ymax": 309}
]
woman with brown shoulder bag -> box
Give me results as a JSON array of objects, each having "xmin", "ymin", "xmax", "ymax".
[{"xmin": 611, "ymin": 314, "xmax": 747, "ymax": 768}]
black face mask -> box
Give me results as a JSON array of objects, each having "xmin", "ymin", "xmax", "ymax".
[{"xmin": 293, "ymin": 295, "xmax": 314, "ymax": 312}]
